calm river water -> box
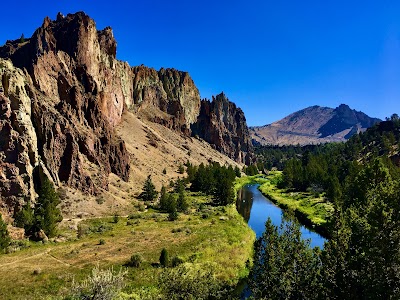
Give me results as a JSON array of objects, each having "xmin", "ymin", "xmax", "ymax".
[{"xmin": 236, "ymin": 184, "xmax": 325, "ymax": 248}]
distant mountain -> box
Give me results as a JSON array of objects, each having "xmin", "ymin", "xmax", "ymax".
[{"xmin": 250, "ymin": 104, "xmax": 381, "ymax": 145}]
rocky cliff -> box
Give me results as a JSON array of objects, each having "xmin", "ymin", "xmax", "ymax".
[
  {"xmin": 191, "ymin": 93, "xmax": 253, "ymax": 164},
  {"xmin": 251, "ymin": 104, "xmax": 381, "ymax": 145},
  {"xmin": 0, "ymin": 12, "xmax": 252, "ymax": 217}
]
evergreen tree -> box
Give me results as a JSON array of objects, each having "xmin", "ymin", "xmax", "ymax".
[
  {"xmin": 0, "ymin": 214, "xmax": 10, "ymax": 252},
  {"xmin": 14, "ymin": 201, "xmax": 35, "ymax": 235},
  {"xmin": 212, "ymin": 167, "xmax": 235, "ymax": 205},
  {"xmin": 250, "ymin": 217, "xmax": 322, "ymax": 299},
  {"xmin": 140, "ymin": 175, "xmax": 157, "ymax": 201},
  {"xmin": 160, "ymin": 248, "xmax": 169, "ymax": 267},
  {"xmin": 159, "ymin": 186, "xmax": 168, "ymax": 211},
  {"xmin": 34, "ymin": 178, "xmax": 62, "ymax": 237},
  {"xmin": 168, "ymin": 207, "xmax": 178, "ymax": 221},
  {"xmin": 234, "ymin": 166, "xmax": 241, "ymax": 177},
  {"xmin": 177, "ymin": 189, "xmax": 188, "ymax": 212}
]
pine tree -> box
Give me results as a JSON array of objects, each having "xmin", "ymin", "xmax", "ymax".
[
  {"xmin": 34, "ymin": 178, "xmax": 62, "ymax": 237},
  {"xmin": 0, "ymin": 214, "xmax": 10, "ymax": 252},
  {"xmin": 159, "ymin": 185, "xmax": 168, "ymax": 211},
  {"xmin": 166, "ymin": 194, "xmax": 178, "ymax": 221},
  {"xmin": 177, "ymin": 190, "xmax": 188, "ymax": 212},
  {"xmin": 160, "ymin": 248, "xmax": 169, "ymax": 267},
  {"xmin": 141, "ymin": 175, "xmax": 157, "ymax": 201},
  {"xmin": 14, "ymin": 201, "xmax": 35, "ymax": 235}
]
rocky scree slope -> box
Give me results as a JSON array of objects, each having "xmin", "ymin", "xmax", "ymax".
[
  {"xmin": 251, "ymin": 104, "xmax": 381, "ymax": 145},
  {"xmin": 0, "ymin": 12, "xmax": 252, "ymax": 218}
]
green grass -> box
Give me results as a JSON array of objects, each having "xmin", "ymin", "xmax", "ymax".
[
  {"xmin": 258, "ymin": 171, "xmax": 334, "ymax": 235},
  {"xmin": 0, "ymin": 191, "xmax": 255, "ymax": 299},
  {"xmin": 233, "ymin": 174, "xmax": 268, "ymax": 195}
]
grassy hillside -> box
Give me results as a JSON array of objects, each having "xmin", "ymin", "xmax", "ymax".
[{"xmin": 0, "ymin": 191, "xmax": 254, "ymax": 299}]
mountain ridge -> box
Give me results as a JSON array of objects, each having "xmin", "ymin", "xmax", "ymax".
[{"xmin": 250, "ymin": 104, "xmax": 381, "ymax": 145}]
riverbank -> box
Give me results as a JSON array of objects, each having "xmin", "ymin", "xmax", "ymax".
[
  {"xmin": 0, "ymin": 191, "xmax": 255, "ymax": 299},
  {"xmin": 257, "ymin": 172, "xmax": 333, "ymax": 238}
]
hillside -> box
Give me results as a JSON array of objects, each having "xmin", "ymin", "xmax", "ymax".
[{"xmin": 250, "ymin": 104, "xmax": 381, "ymax": 145}]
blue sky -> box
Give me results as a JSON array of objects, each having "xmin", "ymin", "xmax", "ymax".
[{"xmin": 1, "ymin": 1, "xmax": 400, "ymax": 125}]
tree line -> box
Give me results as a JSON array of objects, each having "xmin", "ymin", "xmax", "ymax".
[{"xmin": 249, "ymin": 118, "xmax": 400, "ymax": 299}]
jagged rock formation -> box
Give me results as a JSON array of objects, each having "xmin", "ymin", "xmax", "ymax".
[
  {"xmin": 191, "ymin": 93, "xmax": 253, "ymax": 164},
  {"xmin": 132, "ymin": 66, "xmax": 200, "ymax": 134},
  {"xmin": 0, "ymin": 12, "xmax": 253, "ymax": 217},
  {"xmin": 251, "ymin": 104, "xmax": 381, "ymax": 145},
  {"xmin": 0, "ymin": 60, "xmax": 39, "ymax": 214}
]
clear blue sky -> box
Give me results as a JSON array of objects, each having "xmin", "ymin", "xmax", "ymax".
[{"xmin": 1, "ymin": 1, "xmax": 400, "ymax": 125}]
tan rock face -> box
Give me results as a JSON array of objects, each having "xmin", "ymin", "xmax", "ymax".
[
  {"xmin": 0, "ymin": 59, "xmax": 39, "ymax": 214},
  {"xmin": 191, "ymin": 93, "xmax": 254, "ymax": 164},
  {"xmin": 132, "ymin": 66, "xmax": 201, "ymax": 134}
]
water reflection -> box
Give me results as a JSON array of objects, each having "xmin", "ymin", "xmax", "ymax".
[{"xmin": 236, "ymin": 184, "xmax": 325, "ymax": 248}]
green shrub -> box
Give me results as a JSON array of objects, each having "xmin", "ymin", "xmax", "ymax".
[
  {"xmin": 171, "ymin": 256, "xmax": 184, "ymax": 267},
  {"xmin": 128, "ymin": 254, "xmax": 143, "ymax": 268}
]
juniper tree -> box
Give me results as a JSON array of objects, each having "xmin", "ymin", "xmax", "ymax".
[
  {"xmin": 0, "ymin": 214, "xmax": 10, "ymax": 252},
  {"xmin": 140, "ymin": 175, "xmax": 157, "ymax": 201}
]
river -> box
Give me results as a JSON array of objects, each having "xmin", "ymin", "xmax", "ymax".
[{"xmin": 236, "ymin": 184, "xmax": 325, "ymax": 248}]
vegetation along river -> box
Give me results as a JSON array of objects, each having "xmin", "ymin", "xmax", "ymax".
[{"xmin": 236, "ymin": 184, "xmax": 325, "ymax": 248}]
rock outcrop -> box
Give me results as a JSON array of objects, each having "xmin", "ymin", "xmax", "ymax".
[
  {"xmin": 191, "ymin": 93, "xmax": 253, "ymax": 164},
  {"xmin": 0, "ymin": 12, "xmax": 252, "ymax": 217},
  {"xmin": 251, "ymin": 104, "xmax": 381, "ymax": 145},
  {"xmin": 0, "ymin": 60, "xmax": 39, "ymax": 214},
  {"xmin": 0, "ymin": 13, "xmax": 134, "ymax": 215},
  {"xmin": 132, "ymin": 66, "xmax": 200, "ymax": 134}
]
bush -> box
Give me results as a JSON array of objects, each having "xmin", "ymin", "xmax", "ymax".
[
  {"xmin": 99, "ymin": 239, "xmax": 106, "ymax": 245},
  {"xmin": 178, "ymin": 164, "xmax": 185, "ymax": 174},
  {"xmin": 68, "ymin": 266, "xmax": 126, "ymax": 300},
  {"xmin": 168, "ymin": 209, "xmax": 178, "ymax": 221},
  {"xmin": 113, "ymin": 214, "xmax": 119, "ymax": 224},
  {"xmin": 171, "ymin": 256, "xmax": 184, "ymax": 267},
  {"xmin": 128, "ymin": 254, "xmax": 143, "ymax": 268},
  {"xmin": 158, "ymin": 263, "xmax": 220, "ymax": 299}
]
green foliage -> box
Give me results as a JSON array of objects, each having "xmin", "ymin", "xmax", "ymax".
[
  {"xmin": 234, "ymin": 166, "xmax": 241, "ymax": 177},
  {"xmin": 168, "ymin": 206, "xmax": 178, "ymax": 221},
  {"xmin": 171, "ymin": 256, "xmax": 184, "ymax": 267},
  {"xmin": 140, "ymin": 175, "xmax": 157, "ymax": 201},
  {"xmin": 190, "ymin": 162, "xmax": 236, "ymax": 206},
  {"xmin": 34, "ymin": 178, "xmax": 62, "ymax": 238},
  {"xmin": 158, "ymin": 263, "xmax": 221, "ymax": 300},
  {"xmin": 159, "ymin": 185, "xmax": 168, "ymax": 211},
  {"xmin": 177, "ymin": 190, "xmax": 188, "ymax": 212},
  {"xmin": 128, "ymin": 254, "xmax": 143, "ymax": 268},
  {"xmin": 113, "ymin": 214, "xmax": 119, "ymax": 224},
  {"xmin": 14, "ymin": 201, "xmax": 35, "ymax": 235},
  {"xmin": 249, "ymin": 217, "xmax": 322, "ymax": 299},
  {"xmin": 0, "ymin": 214, "xmax": 10, "ymax": 252},
  {"xmin": 178, "ymin": 164, "xmax": 185, "ymax": 174},
  {"xmin": 253, "ymin": 155, "xmax": 400, "ymax": 299},
  {"xmin": 160, "ymin": 248, "xmax": 169, "ymax": 267},
  {"xmin": 19, "ymin": 33, "xmax": 25, "ymax": 43},
  {"xmin": 243, "ymin": 164, "xmax": 258, "ymax": 176}
]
